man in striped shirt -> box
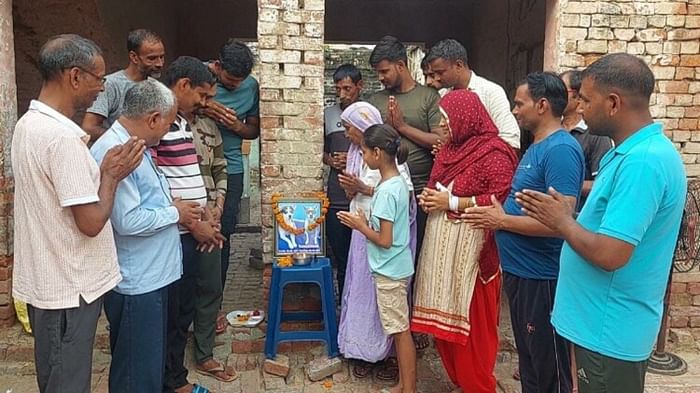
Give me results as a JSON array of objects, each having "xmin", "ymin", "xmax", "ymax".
[{"xmin": 156, "ymin": 57, "xmax": 234, "ymax": 392}]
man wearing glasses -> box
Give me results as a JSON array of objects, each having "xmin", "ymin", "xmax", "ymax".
[
  {"xmin": 82, "ymin": 28, "xmax": 165, "ymax": 142},
  {"xmin": 12, "ymin": 34, "xmax": 145, "ymax": 393}
]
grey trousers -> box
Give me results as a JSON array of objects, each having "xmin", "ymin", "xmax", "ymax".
[{"xmin": 27, "ymin": 296, "xmax": 102, "ymax": 393}]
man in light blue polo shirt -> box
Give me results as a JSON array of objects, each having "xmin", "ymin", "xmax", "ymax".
[
  {"xmin": 517, "ymin": 53, "xmax": 686, "ymax": 393},
  {"xmin": 91, "ymin": 80, "xmax": 202, "ymax": 393}
]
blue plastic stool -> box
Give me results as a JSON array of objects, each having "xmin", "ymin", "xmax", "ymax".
[{"xmin": 265, "ymin": 257, "xmax": 339, "ymax": 359}]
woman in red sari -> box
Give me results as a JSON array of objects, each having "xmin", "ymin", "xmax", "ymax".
[{"xmin": 413, "ymin": 90, "xmax": 518, "ymax": 393}]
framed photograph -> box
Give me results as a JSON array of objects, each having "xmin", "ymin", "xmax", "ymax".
[{"xmin": 273, "ymin": 197, "xmax": 326, "ymax": 256}]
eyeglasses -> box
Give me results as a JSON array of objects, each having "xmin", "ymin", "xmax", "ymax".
[{"xmin": 67, "ymin": 66, "xmax": 106, "ymax": 85}]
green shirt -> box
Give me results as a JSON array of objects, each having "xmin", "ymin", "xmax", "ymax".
[
  {"xmin": 368, "ymin": 85, "xmax": 441, "ymax": 192},
  {"xmin": 367, "ymin": 175, "xmax": 414, "ymax": 280},
  {"xmin": 215, "ymin": 76, "xmax": 260, "ymax": 175}
]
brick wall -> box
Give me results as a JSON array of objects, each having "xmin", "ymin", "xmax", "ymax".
[
  {"xmin": 257, "ymin": 0, "xmax": 326, "ymax": 296},
  {"xmin": 554, "ymin": 0, "xmax": 700, "ymax": 334},
  {"xmin": 556, "ymin": 1, "xmax": 700, "ymax": 161},
  {"xmin": 0, "ymin": 0, "xmax": 16, "ymax": 327}
]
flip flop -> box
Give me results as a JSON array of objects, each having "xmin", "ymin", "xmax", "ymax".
[
  {"xmin": 195, "ymin": 359, "xmax": 239, "ymax": 383},
  {"xmin": 351, "ymin": 360, "xmax": 373, "ymax": 379},
  {"xmin": 375, "ymin": 358, "xmax": 399, "ymax": 382},
  {"xmin": 413, "ymin": 333, "xmax": 431, "ymax": 351},
  {"xmin": 216, "ymin": 312, "xmax": 227, "ymax": 335}
]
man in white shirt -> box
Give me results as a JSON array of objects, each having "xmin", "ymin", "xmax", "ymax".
[
  {"xmin": 12, "ymin": 34, "xmax": 144, "ymax": 393},
  {"xmin": 426, "ymin": 39, "xmax": 521, "ymax": 151}
]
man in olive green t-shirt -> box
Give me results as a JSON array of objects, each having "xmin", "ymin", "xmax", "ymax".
[
  {"xmin": 367, "ymin": 37, "xmax": 443, "ymax": 194},
  {"xmin": 367, "ymin": 36, "xmax": 444, "ymax": 258}
]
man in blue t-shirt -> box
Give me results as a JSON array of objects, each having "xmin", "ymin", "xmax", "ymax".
[
  {"xmin": 517, "ymin": 54, "xmax": 686, "ymax": 393},
  {"xmin": 202, "ymin": 41, "xmax": 260, "ymax": 297},
  {"xmin": 464, "ymin": 72, "xmax": 584, "ymax": 393}
]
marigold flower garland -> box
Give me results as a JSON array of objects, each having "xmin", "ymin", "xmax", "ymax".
[{"xmin": 271, "ymin": 192, "xmax": 330, "ymax": 236}]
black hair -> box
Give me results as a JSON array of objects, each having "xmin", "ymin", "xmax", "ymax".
[
  {"xmin": 363, "ymin": 124, "xmax": 409, "ymax": 164},
  {"xmin": 560, "ymin": 69, "xmax": 583, "ymax": 92},
  {"xmin": 369, "ymin": 36, "xmax": 407, "ymax": 67},
  {"xmin": 426, "ymin": 38, "xmax": 468, "ymax": 65},
  {"xmin": 582, "ymin": 53, "xmax": 655, "ymax": 102},
  {"xmin": 518, "ymin": 72, "xmax": 568, "ymax": 118},
  {"xmin": 38, "ymin": 34, "xmax": 102, "ymax": 82},
  {"xmin": 333, "ymin": 64, "xmax": 362, "ymax": 84},
  {"xmin": 163, "ymin": 56, "xmax": 216, "ymax": 88},
  {"xmin": 219, "ymin": 40, "xmax": 254, "ymax": 78},
  {"xmin": 127, "ymin": 29, "xmax": 162, "ymax": 53}
]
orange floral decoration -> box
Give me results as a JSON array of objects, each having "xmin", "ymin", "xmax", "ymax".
[
  {"xmin": 277, "ymin": 255, "xmax": 293, "ymax": 268},
  {"xmin": 271, "ymin": 192, "xmax": 330, "ymax": 236}
]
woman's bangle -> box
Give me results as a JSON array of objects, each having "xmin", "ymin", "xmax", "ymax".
[{"xmin": 448, "ymin": 194, "xmax": 460, "ymax": 211}]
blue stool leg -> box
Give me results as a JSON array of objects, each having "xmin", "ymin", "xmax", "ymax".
[
  {"xmin": 321, "ymin": 263, "xmax": 339, "ymax": 357},
  {"xmin": 265, "ymin": 266, "xmax": 282, "ymax": 358}
]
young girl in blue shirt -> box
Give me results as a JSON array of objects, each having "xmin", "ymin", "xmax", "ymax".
[{"xmin": 338, "ymin": 124, "xmax": 416, "ymax": 393}]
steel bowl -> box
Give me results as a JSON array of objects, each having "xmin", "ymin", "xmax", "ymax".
[{"xmin": 292, "ymin": 253, "xmax": 313, "ymax": 266}]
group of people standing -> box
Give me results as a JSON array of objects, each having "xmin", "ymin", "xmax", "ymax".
[
  {"xmin": 8, "ymin": 26, "xmax": 687, "ymax": 393},
  {"xmin": 325, "ymin": 36, "xmax": 686, "ymax": 393},
  {"xmin": 12, "ymin": 30, "xmax": 260, "ymax": 393}
]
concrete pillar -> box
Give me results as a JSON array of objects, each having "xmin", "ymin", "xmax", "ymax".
[{"xmin": 0, "ymin": 0, "xmax": 16, "ymax": 327}]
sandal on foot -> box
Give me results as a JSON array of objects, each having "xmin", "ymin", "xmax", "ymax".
[
  {"xmin": 216, "ymin": 312, "xmax": 228, "ymax": 335},
  {"xmin": 351, "ymin": 360, "xmax": 373, "ymax": 379},
  {"xmin": 195, "ymin": 359, "xmax": 238, "ymax": 383},
  {"xmin": 413, "ymin": 333, "xmax": 431, "ymax": 350},
  {"xmin": 375, "ymin": 358, "xmax": 399, "ymax": 381}
]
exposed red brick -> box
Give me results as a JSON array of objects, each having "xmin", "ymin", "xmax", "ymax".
[
  {"xmin": 263, "ymin": 355, "xmax": 290, "ymax": 377},
  {"xmin": 680, "ymin": 55, "xmax": 700, "ymax": 67},
  {"xmin": 0, "ymin": 280, "xmax": 9, "ymax": 295},
  {"xmin": 5, "ymin": 345, "xmax": 34, "ymax": 362},
  {"xmin": 231, "ymin": 340, "xmax": 253, "ymax": 354},
  {"xmin": 291, "ymin": 341, "xmax": 322, "ymax": 352},
  {"xmin": 277, "ymin": 342, "xmax": 292, "ymax": 353},
  {"xmin": 690, "ymin": 316, "xmax": 700, "ymax": 328},
  {"xmin": 0, "ymin": 256, "xmax": 13, "ymax": 268},
  {"xmin": 688, "ymin": 282, "xmax": 700, "ymax": 295},
  {"xmin": 671, "ymin": 282, "xmax": 688, "ymax": 293},
  {"xmin": 0, "ymin": 315, "xmax": 15, "ymax": 328},
  {"xmin": 671, "ymin": 293, "xmax": 692, "ymax": 306},
  {"xmin": 679, "ymin": 119, "xmax": 699, "ymax": 130},
  {"xmin": 671, "ymin": 315, "xmax": 690, "ymax": 328}
]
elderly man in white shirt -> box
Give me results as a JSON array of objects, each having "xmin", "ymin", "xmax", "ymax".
[
  {"xmin": 426, "ymin": 39, "xmax": 521, "ymax": 151},
  {"xmin": 12, "ymin": 34, "xmax": 144, "ymax": 393}
]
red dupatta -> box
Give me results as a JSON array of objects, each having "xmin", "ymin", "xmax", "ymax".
[{"xmin": 427, "ymin": 90, "xmax": 518, "ymax": 280}]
